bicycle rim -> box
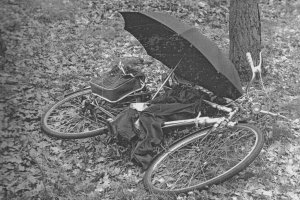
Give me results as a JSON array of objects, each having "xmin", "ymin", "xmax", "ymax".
[
  {"xmin": 41, "ymin": 89, "xmax": 130, "ymax": 139},
  {"xmin": 144, "ymin": 123, "xmax": 264, "ymax": 194}
]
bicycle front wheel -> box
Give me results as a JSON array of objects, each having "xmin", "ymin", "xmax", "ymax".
[
  {"xmin": 144, "ymin": 123, "xmax": 264, "ymax": 194},
  {"xmin": 41, "ymin": 88, "xmax": 136, "ymax": 139}
]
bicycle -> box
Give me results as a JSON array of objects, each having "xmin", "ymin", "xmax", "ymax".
[
  {"xmin": 143, "ymin": 51, "xmax": 292, "ymax": 194},
  {"xmin": 41, "ymin": 50, "xmax": 290, "ymax": 195}
]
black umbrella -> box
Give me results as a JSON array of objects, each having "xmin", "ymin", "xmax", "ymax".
[{"xmin": 120, "ymin": 11, "xmax": 243, "ymax": 99}]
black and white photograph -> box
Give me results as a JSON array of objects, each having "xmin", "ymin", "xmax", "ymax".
[{"xmin": 1, "ymin": 0, "xmax": 300, "ymax": 199}]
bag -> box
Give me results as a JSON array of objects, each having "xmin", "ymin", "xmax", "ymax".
[{"xmin": 90, "ymin": 64, "xmax": 144, "ymax": 102}]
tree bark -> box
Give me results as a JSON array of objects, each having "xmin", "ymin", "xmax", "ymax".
[{"xmin": 229, "ymin": 0, "xmax": 261, "ymax": 82}]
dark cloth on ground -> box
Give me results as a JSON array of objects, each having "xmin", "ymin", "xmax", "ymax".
[
  {"xmin": 110, "ymin": 101, "xmax": 201, "ymax": 169},
  {"xmin": 110, "ymin": 84, "xmax": 226, "ymax": 169}
]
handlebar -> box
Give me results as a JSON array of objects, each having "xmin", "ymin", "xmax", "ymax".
[
  {"xmin": 259, "ymin": 110, "xmax": 291, "ymax": 121},
  {"xmin": 251, "ymin": 103, "xmax": 291, "ymax": 121},
  {"xmin": 246, "ymin": 51, "xmax": 290, "ymax": 122},
  {"xmin": 246, "ymin": 52, "xmax": 255, "ymax": 71},
  {"xmin": 245, "ymin": 51, "xmax": 263, "ymax": 95}
]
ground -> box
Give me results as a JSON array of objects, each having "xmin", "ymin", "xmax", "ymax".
[{"xmin": 1, "ymin": 0, "xmax": 300, "ymax": 199}]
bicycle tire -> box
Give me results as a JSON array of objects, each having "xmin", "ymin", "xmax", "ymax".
[
  {"xmin": 144, "ymin": 123, "xmax": 264, "ymax": 194},
  {"xmin": 41, "ymin": 88, "xmax": 136, "ymax": 139}
]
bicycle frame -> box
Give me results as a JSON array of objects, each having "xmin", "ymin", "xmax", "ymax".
[
  {"xmin": 92, "ymin": 51, "xmax": 288, "ymax": 133},
  {"xmin": 162, "ymin": 100, "xmax": 238, "ymax": 129},
  {"xmin": 128, "ymin": 87, "xmax": 239, "ymax": 131},
  {"xmin": 149, "ymin": 51, "xmax": 286, "ymax": 131}
]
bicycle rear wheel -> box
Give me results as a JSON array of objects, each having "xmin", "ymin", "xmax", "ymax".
[
  {"xmin": 41, "ymin": 88, "xmax": 138, "ymax": 139},
  {"xmin": 144, "ymin": 123, "xmax": 264, "ymax": 194}
]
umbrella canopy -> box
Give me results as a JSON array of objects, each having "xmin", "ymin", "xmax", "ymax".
[{"xmin": 120, "ymin": 11, "xmax": 243, "ymax": 99}]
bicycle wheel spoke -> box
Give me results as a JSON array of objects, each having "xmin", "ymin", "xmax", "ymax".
[
  {"xmin": 146, "ymin": 124, "xmax": 263, "ymax": 193},
  {"xmin": 48, "ymin": 104, "xmax": 102, "ymax": 132},
  {"xmin": 42, "ymin": 89, "xmax": 143, "ymax": 138}
]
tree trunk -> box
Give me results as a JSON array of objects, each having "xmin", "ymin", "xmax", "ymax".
[{"xmin": 229, "ymin": 0, "xmax": 261, "ymax": 82}]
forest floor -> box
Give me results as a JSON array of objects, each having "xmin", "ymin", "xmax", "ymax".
[{"xmin": 1, "ymin": 0, "xmax": 300, "ymax": 199}]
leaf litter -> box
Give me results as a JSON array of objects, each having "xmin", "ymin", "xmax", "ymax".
[{"xmin": 0, "ymin": 0, "xmax": 300, "ymax": 199}]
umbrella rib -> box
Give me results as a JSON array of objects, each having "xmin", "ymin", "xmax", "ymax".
[{"xmin": 151, "ymin": 56, "xmax": 184, "ymax": 100}]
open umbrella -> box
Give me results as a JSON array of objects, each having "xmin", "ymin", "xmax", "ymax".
[{"xmin": 120, "ymin": 11, "xmax": 243, "ymax": 100}]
